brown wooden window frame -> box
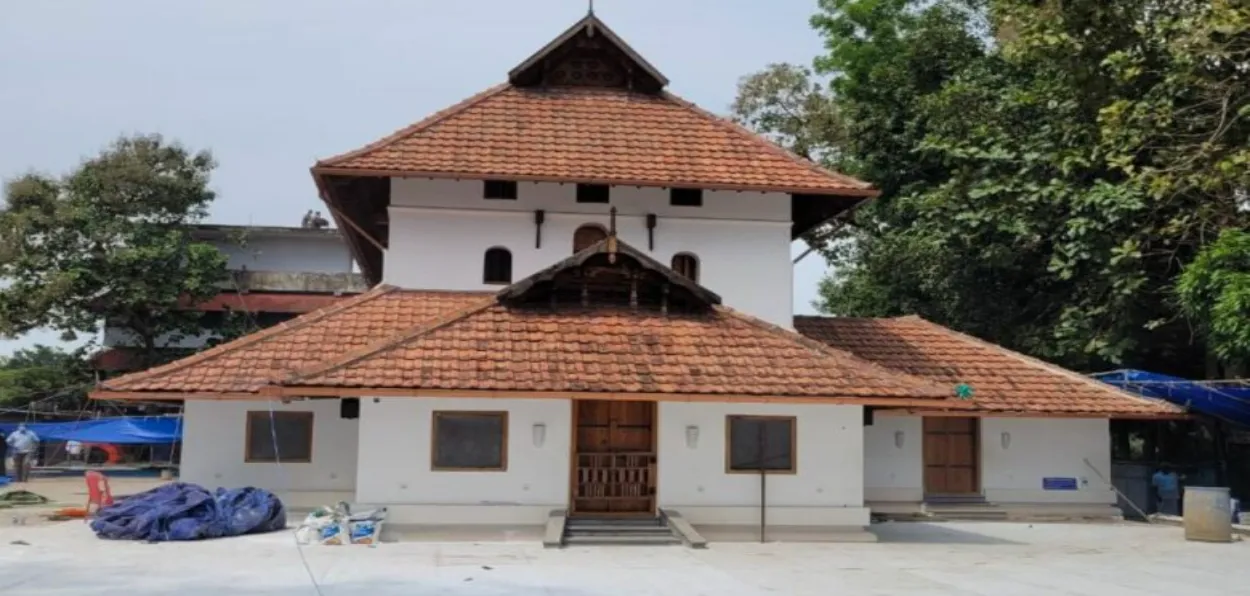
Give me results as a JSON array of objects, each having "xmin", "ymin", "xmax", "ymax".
[
  {"xmin": 725, "ymin": 415, "xmax": 797, "ymax": 474},
  {"xmin": 483, "ymin": 180, "xmax": 518, "ymax": 200},
  {"xmin": 244, "ymin": 411, "xmax": 314, "ymax": 464},
  {"xmin": 431, "ymin": 411, "xmax": 509, "ymax": 472},
  {"xmin": 670, "ymin": 187, "xmax": 703, "ymax": 207},
  {"xmin": 671, "ymin": 252, "xmax": 699, "ymax": 282},
  {"xmin": 576, "ymin": 183, "xmax": 610, "ymax": 204},
  {"xmin": 483, "ymin": 246, "xmax": 513, "ymax": 284}
]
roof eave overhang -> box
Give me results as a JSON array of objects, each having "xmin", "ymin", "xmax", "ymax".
[{"xmin": 878, "ymin": 407, "xmax": 1189, "ymax": 420}]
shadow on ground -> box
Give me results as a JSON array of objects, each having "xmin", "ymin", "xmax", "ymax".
[{"xmin": 871, "ymin": 522, "xmax": 1022, "ymax": 545}]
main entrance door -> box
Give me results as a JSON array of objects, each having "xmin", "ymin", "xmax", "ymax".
[
  {"xmin": 570, "ymin": 400, "xmax": 656, "ymax": 516},
  {"xmin": 923, "ymin": 417, "xmax": 980, "ymax": 496}
]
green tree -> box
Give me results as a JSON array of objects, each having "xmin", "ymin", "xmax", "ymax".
[
  {"xmin": 1178, "ymin": 229, "xmax": 1250, "ymax": 371},
  {"xmin": 0, "ymin": 135, "xmax": 229, "ymax": 365},
  {"xmin": 0, "ymin": 345, "xmax": 93, "ymax": 408},
  {"xmin": 735, "ymin": 0, "xmax": 1248, "ymax": 376}
]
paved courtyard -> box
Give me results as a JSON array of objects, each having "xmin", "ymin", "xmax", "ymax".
[{"xmin": 0, "ymin": 520, "xmax": 1244, "ymax": 595}]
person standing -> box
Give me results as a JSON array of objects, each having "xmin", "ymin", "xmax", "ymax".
[
  {"xmin": 1152, "ymin": 465, "xmax": 1181, "ymax": 516},
  {"xmin": 6, "ymin": 424, "xmax": 40, "ymax": 483}
]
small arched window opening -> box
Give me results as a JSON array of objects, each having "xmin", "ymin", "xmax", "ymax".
[
  {"xmin": 573, "ymin": 224, "xmax": 607, "ymax": 254},
  {"xmin": 483, "ymin": 247, "xmax": 512, "ymax": 284},
  {"xmin": 672, "ymin": 253, "xmax": 699, "ymax": 282}
]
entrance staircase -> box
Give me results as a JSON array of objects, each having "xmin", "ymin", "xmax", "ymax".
[
  {"xmin": 922, "ymin": 495, "xmax": 1009, "ymax": 521},
  {"xmin": 562, "ymin": 516, "xmax": 682, "ymax": 546}
]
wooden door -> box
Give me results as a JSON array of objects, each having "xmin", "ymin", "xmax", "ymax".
[
  {"xmin": 923, "ymin": 417, "xmax": 980, "ymax": 495},
  {"xmin": 570, "ymin": 400, "xmax": 656, "ymax": 516}
]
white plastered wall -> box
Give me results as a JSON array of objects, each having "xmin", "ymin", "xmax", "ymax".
[
  {"xmin": 863, "ymin": 415, "xmax": 1115, "ymax": 505},
  {"xmin": 353, "ymin": 397, "xmax": 571, "ymax": 525},
  {"xmin": 180, "ymin": 399, "xmax": 358, "ymax": 507},
  {"xmin": 385, "ymin": 179, "xmax": 795, "ymax": 328},
  {"xmin": 658, "ymin": 402, "xmax": 870, "ymax": 527}
]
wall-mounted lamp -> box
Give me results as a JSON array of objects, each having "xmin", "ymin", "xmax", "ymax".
[
  {"xmin": 1001, "ymin": 431, "xmax": 1011, "ymax": 450},
  {"xmin": 532, "ymin": 423, "xmax": 547, "ymax": 448},
  {"xmin": 894, "ymin": 430, "xmax": 905, "ymax": 449},
  {"xmin": 685, "ymin": 425, "xmax": 699, "ymax": 448}
]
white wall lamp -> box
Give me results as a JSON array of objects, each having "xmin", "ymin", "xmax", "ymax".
[
  {"xmin": 532, "ymin": 423, "xmax": 546, "ymax": 448},
  {"xmin": 1001, "ymin": 431, "xmax": 1012, "ymax": 450},
  {"xmin": 894, "ymin": 430, "xmax": 905, "ymax": 449},
  {"xmin": 685, "ymin": 425, "xmax": 700, "ymax": 449}
]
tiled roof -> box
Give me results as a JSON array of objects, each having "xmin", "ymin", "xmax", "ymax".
[
  {"xmin": 99, "ymin": 287, "xmax": 490, "ymax": 395},
  {"xmin": 794, "ymin": 315, "xmax": 1184, "ymax": 417},
  {"xmin": 315, "ymin": 85, "xmax": 873, "ymax": 195},
  {"xmin": 280, "ymin": 304, "xmax": 954, "ymax": 402}
]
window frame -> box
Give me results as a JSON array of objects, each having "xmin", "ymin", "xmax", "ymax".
[
  {"xmin": 483, "ymin": 180, "xmax": 518, "ymax": 200},
  {"xmin": 244, "ymin": 411, "xmax": 314, "ymax": 464},
  {"xmin": 671, "ymin": 252, "xmax": 699, "ymax": 282},
  {"xmin": 724, "ymin": 415, "xmax": 797, "ymax": 474},
  {"xmin": 573, "ymin": 224, "xmax": 608, "ymax": 253},
  {"xmin": 670, "ymin": 187, "xmax": 703, "ymax": 207},
  {"xmin": 430, "ymin": 411, "xmax": 509, "ymax": 472},
  {"xmin": 576, "ymin": 184, "xmax": 610, "ymax": 204},
  {"xmin": 482, "ymin": 246, "xmax": 513, "ymax": 285}
]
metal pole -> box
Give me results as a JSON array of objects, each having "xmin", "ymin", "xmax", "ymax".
[
  {"xmin": 758, "ymin": 427, "xmax": 767, "ymax": 543},
  {"xmin": 1083, "ymin": 458, "xmax": 1152, "ymax": 523}
]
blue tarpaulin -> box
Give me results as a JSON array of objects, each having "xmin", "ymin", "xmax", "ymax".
[
  {"xmin": 90, "ymin": 482, "xmax": 286, "ymax": 541},
  {"xmin": 1094, "ymin": 369, "xmax": 1250, "ymax": 427},
  {"xmin": 0, "ymin": 417, "xmax": 181, "ymax": 444}
]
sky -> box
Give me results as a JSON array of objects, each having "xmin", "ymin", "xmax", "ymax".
[{"xmin": 0, "ymin": 0, "xmax": 835, "ymax": 356}]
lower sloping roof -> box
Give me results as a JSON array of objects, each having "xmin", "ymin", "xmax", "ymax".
[{"xmin": 794, "ymin": 315, "xmax": 1184, "ymax": 418}]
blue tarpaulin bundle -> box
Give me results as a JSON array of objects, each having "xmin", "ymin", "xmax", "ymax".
[
  {"xmin": 1095, "ymin": 369, "xmax": 1250, "ymax": 427},
  {"xmin": 0, "ymin": 417, "xmax": 181, "ymax": 444},
  {"xmin": 90, "ymin": 482, "xmax": 286, "ymax": 541}
]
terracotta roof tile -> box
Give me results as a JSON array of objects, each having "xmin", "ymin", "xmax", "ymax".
[
  {"xmin": 99, "ymin": 287, "xmax": 490, "ymax": 395},
  {"xmin": 282, "ymin": 304, "xmax": 954, "ymax": 402},
  {"xmin": 315, "ymin": 86, "xmax": 872, "ymax": 195},
  {"xmin": 794, "ymin": 315, "xmax": 1183, "ymax": 417}
]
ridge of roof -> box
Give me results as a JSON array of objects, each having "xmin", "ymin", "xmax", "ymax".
[
  {"xmin": 721, "ymin": 308, "xmax": 951, "ymax": 398},
  {"xmin": 899, "ymin": 315, "xmax": 1182, "ymax": 412},
  {"xmin": 282, "ymin": 295, "xmax": 500, "ymax": 386},
  {"xmin": 99, "ymin": 284, "xmax": 401, "ymax": 391},
  {"xmin": 659, "ymin": 92, "xmax": 874, "ymax": 192},
  {"xmin": 314, "ymin": 84, "xmax": 512, "ymax": 169}
]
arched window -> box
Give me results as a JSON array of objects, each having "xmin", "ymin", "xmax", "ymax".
[
  {"xmin": 573, "ymin": 224, "xmax": 607, "ymax": 253},
  {"xmin": 483, "ymin": 247, "xmax": 512, "ymax": 284},
  {"xmin": 672, "ymin": 253, "xmax": 699, "ymax": 282}
]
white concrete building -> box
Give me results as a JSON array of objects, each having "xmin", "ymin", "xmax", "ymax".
[{"xmin": 95, "ymin": 14, "xmax": 1180, "ymax": 543}]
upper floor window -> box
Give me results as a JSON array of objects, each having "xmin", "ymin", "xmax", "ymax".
[
  {"xmin": 483, "ymin": 247, "xmax": 512, "ymax": 284},
  {"xmin": 670, "ymin": 188, "xmax": 703, "ymax": 207},
  {"xmin": 573, "ymin": 225, "xmax": 607, "ymax": 253},
  {"xmin": 672, "ymin": 253, "xmax": 699, "ymax": 282},
  {"xmin": 576, "ymin": 184, "xmax": 610, "ymax": 204},
  {"xmin": 483, "ymin": 180, "xmax": 517, "ymax": 200}
]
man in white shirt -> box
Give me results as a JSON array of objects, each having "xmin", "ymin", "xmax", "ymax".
[{"xmin": 6, "ymin": 425, "xmax": 40, "ymax": 483}]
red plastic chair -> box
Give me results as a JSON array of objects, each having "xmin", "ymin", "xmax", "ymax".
[{"xmin": 84, "ymin": 471, "xmax": 114, "ymax": 520}]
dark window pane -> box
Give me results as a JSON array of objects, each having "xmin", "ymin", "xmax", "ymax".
[
  {"xmin": 483, "ymin": 180, "xmax": 517, "ymax": 200},
  {"xmin": 433, "ymin": 412, "xmax": 507, "ymax": 470},
  {"xmin": 728, "ymin": 416, "xmax": 794, "ymax": 471},
  {"xmin": 576, "ymin": 184, "xmax": 610, "ymax": 203},
  {"xmin": 483, "ymin": 248, "xmax": 512, "ymax": 284},
  {"xmin": 670, "ymin": 188, "xmax": 702, "ymax": 206},
  {"xmin": 247, "ymin": 412, "xmax": 313, "ymax": 462}
]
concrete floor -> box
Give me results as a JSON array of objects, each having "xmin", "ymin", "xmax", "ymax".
[{"xmin": 1, "ymin": 520, "xmax": 1245, "ymax": 595}]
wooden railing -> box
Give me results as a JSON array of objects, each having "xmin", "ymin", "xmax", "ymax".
[{"xmin": 575, "ymin": 452, "xmax": 655, "ymax": 500}]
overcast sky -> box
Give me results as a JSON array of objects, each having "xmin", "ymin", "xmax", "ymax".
[{"xmin": 0, "ymin": 0, "xmax": 834, "ymax": 356}]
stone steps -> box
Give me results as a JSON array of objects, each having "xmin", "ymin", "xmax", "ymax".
[{"xmin": 563, "ymin": 516, "xmax": 682, "ymax": 546}]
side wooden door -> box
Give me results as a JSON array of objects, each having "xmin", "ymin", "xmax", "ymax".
[
  {"xmin": 570, "ymin": 400, "xmax": 656, "ymax": 516},
  {"xmin": 923, "ymin": 417, "xmax": 980, "ymax": 496}
]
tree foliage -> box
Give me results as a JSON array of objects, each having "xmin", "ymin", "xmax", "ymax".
[
  {"xmin": 1178, "ymin": 229, "xmax": 1250, "ymax": 368},
  {"xmin": 0, "ymin": 135, "xmax": 229, "ymax": 364},
  {"xmin": 735, "ymin": 0, "xmax": 1249, "ymax": 375},
  {"xmin": 0, "ymin": 345, "xmax": 93, "ymax": 408}
]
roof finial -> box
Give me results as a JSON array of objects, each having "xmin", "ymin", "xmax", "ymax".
[
  {"xmin": 607, "ymin": 206, "xmax": 618, "ymax": 263},
  {"xmin": 588, "ymin": 0, "xmax": 594, "ymax": 15},
  {"xmin": 608, "ymin": 206, "xmax": 617, "ymax": 236}
]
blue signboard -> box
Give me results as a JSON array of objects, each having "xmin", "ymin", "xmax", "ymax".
[{"xmin": 1043, "ymin": 477, "xmax": 1078, "ymax": 491}]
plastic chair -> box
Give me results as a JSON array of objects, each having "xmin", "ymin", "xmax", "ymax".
[{"xmin": 84, "ymin": 471, "xmax": 114, "ymax": 520}]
